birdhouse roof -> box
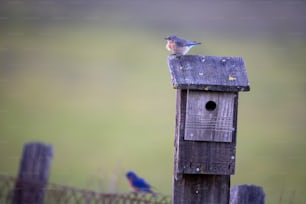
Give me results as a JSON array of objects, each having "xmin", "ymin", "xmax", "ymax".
[{"xmin": 167, "ymin": 55, "xmax": 250, "ymax": 92}]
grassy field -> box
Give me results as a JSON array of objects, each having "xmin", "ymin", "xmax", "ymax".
[{"xmin": 0, "ymin": 24, "xmax": 306, "ymax": 203}]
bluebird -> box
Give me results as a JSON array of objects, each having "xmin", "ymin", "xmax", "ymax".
[
  {"xmin": 126, "ymin": 171, "xmax": 154, "ymax": 194},
  {"xmin": 165, "ymin": 35, "xmax": 201, "ymax": 55}
]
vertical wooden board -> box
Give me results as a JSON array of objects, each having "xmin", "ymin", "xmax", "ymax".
[
  {"xmin": 230, "ymin": 185, "xmax": 265, "ymax": 204},
  {"xmin": 175, "ymin": 91, "xmax": 237, "ymax": 175},
  {"xmin": 174, "ymin": 90, "xmax": 188, "ymax": 176},
  {"xmin": 180, "ymin": 142, "xmax": 236, "ymax": 175},
  {"xmin": 185, "ymin": 91, "xmax": 236, "ymax": 142},
  {"xmin": 13, "ymin": 142, "xmax": 53, "ymax": 204},
  {"xmin": 173, "ymin": 174, "xmax": 230, "ymax": 204}
]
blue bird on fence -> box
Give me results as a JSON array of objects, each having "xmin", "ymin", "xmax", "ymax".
[
  {"xmin": 126, "ymin": 171, "xmax": 154, "ymax": 194},
  {"xmin": 165, "ymin": 35, "xmax": 201, "ymax": 55}
]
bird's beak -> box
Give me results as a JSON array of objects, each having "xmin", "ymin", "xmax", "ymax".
[{"xmin": 164, "ymin": 37, "xmax": 168, "ymax": 40}]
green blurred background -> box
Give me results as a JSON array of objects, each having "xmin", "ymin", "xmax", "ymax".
[{"xmin": 0, "ymin": 0, "xmax": 306, "ymax": 203}]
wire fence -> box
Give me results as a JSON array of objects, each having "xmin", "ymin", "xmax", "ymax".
[{"xmin": 0, "ymin": 175, "xmax": 171, "ymax": 204}]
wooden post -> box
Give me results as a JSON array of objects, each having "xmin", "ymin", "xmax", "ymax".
[
  {"xmin": 13, "ymin": 142, "xmax": 53, "ymax": 204},
  {"xmin": 230, "ymin": 185, "xmax": 265, "ymax": 204},
  {"xmin": 168, "ymin": 55, "xmax": 250, "ymax": 204}
]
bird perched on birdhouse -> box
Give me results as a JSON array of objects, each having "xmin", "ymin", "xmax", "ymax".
[{"xmin": 165, "ymin": 35, "xmax": 201, "ymax": 55}]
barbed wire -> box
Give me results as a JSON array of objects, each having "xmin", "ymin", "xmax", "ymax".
[{"xmin": 0, "ymin": 175, "xmax": 171, "ymax": 204}]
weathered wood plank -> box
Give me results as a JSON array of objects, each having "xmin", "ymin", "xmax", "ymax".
[
  {"xmin": 230, "ymin": 185, "xmax": 265, "ymax": 204},
  {"xmin": 13, "ymin": 142, "xmax": 53, "ymax": 204},
  {"xmin": 173, "ymin": 89, "xmax": 187, "ymax": 178},
  {"xmin": 174, "ymin": 90, "xmax": 238, "ymax": 176},
  {"xmin": 173, "ymin": 90, "xmax": 235, "ymax": 203},
  {"xmin": 173, "ymin": 174, "xmax": 230, "ymax": 204},
  {"xmin": 168, "ymin": 55, "xmax": 250, "ymax": 92},
  {"xmin": 179, "ymin": 141, "xmax": 236, "ymax": 175},
  {"xmin": 170, "ymin": 55, "xmax": 249, "ymax": 204},
  {"xmin": 185, "ymin": 90, "xmax": 237, "ymax": 142}
]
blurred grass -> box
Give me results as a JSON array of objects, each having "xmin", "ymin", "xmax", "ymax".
[
  {"xmin": 0, "ymin": 24, "xmax": 306, "ymax": 203},
  {"xmin": 0, "ymin": 26, "xmax": 175, "ymax": 194}
]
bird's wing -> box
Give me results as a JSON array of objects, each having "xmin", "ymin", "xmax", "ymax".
[
  {"xmin": 175, "ymin": 38, "xmax": 201, "ymax": 47},
  {"xmin": 175, "ymin": 40, "xmax": 185, "ymax": 47},
  {"xmin": 133, "ymin": 178, "xmax": 152, "ymax": 192},
  {"xmin": 185, "ymin": 41, "xmax": 201, "ymax": 46}
]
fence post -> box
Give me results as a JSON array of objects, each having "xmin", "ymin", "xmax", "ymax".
[
  {"xmin": 13, "ymin": 142, "xmax": 53, "ymax": 204},
  {"xmin": 230, "ymin": 185, "xmax": 265, "ymax": 204},
  {"xmin": 167, "ymin": 55, "xmax": 250, "ymax": 204}
]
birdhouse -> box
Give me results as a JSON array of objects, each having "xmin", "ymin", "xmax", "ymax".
[{"xmin": 168, "ymin": 55, "xmax": 250, "ymax": 176}]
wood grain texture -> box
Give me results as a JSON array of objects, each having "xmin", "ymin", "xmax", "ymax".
[
  {"xmin": 170, "ymin": 55, "xmax": 248, "ymax": 203},
  {"xmin": 179, "ymin": 141, "xmax": 236, "ymax": 175},
  {"xmin": 173, "ymin": 174, "xmax": 230, "ymax": 204},
  {"xmin": 172, "ymin": 90, "xmax": 236, "ymax": 203},
  {"xmin": 185, "ymin": 90, "xmax": 236, "ymax": 142},
  {"xmin": 230, "ymin": 185, "xmax": 265, "ymax": 204},
  {"xmin": 174, "ymin": 90, "xmax": 238, "ymax": 176},
  {"xmin": 168, "ymin": 55, "xmax": 250, "ymax": 92},
  {"xmin": 13, "ymin": 142, "xmax": 53, "ymax": 204}
]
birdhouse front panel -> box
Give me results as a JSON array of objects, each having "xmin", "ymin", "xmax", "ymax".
[{"xmin": 184, "ymin": 90, "xmax": 237, "ymax": 142}]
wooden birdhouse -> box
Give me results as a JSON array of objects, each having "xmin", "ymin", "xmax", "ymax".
[{"xmin": 167, "ymin": 55, "xmax": 250, "ymax": 204}]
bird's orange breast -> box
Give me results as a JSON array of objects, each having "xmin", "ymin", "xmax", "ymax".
[{"xmin": 166, "ymin": 41, "xmax": 176, "ymax": 52}]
